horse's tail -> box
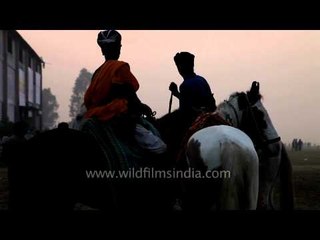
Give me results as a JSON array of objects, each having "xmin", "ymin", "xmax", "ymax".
[
  {"xmin": 219, "ymin": 142, "xmax": 259, "ymax": 210},
  {"xmin": 279, "ymin": 142, "xmax": 295, "ymax": 210}
]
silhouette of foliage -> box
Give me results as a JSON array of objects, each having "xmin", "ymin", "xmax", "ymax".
[
  {"xmin": 42, "ymin": 88, "xmax": 59, "ymax": 129},
  {"xmin": 69, "ymin": 68, "xmax": 92, "ymax": 119}
]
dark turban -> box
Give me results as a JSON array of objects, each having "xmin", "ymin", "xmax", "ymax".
[{"xmin": 97, "ymin": 30, "xmax": 122, "ymax": 48}]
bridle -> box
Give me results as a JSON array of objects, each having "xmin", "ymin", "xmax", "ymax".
[
  {"xmin": 224, "ymin": 93, "xmax": 281, "ymax": 150},
  {"xmin": 225, "ymin": 99, "xmax": 240, "ymax": 127}
]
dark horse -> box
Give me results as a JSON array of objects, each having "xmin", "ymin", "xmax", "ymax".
[
  {"xmin": 8, "ymin": 127, "xmax": 109, "ymax": 211},
  {"xmin": 8, "ymin": 119, "xmax": 173, "ymax": 212},
  {"xmin": 156, "ymin": 81, "xmax": 294, "ymax": 210}
]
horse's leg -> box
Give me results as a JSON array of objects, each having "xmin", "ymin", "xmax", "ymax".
[
  {"xmin": 279, "ymin": 142, "xmax": 295, "ymax": 210},
  {"xmin": 245, "ymin": 153, "xmax": 259, "ymax": 210},
  {"xmin": 219, "ymin": 142, "xmax": 259, "ymax": 210},
  {"xmin": 183, "ymin": 139, "xmax": 219, "ymax": 211},
  {"xmin": 257, "ymin": 142, "xmax": 282, "ymax": 210}
]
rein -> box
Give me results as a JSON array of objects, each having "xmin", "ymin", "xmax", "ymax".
[
  {"xmin": 225, "ymin": 100, "xmax": 240, "ymax": 126},
  {"xmin": 243, "ymin": 93, "xmax": 281, "ymax": 148},
  {"xmin": 225, "ymin": 93, "xmax": 281, "ymax": 149}
]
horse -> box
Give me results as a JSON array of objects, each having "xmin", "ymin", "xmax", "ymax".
[
  {"xmin": 156, "ymin": 81, "xmax": 294, "ymax": 210},
  {"xmin": 156, "ymin": 111, "xmax": 259, "ymax": 210},
  {"xmin": 7, "ymin": 118, "xmax": 173, "ymax": 212},
  {"xmin": 215, "ymin": 81, "xmax": 294, "ymax": 209},
  {"xmin": 185, "ymin": 125, "xmax": 259, "ymax": 210},
  {"xmin": 7, "ymin": 126, "xmax": 114, "ymax": 211}
]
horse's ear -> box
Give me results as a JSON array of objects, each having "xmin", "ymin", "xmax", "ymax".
[
  {"xmin": 247, "ymin": 81, "xmax": 261, "ymax": 105},
  {"xmin": 250, "ymin": 81, "xmax": 260, "ymax": 95}
]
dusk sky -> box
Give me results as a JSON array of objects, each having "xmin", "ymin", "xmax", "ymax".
[{"xmin": 18, "ymin": 30, "xmax": 320, "ymax": 145}]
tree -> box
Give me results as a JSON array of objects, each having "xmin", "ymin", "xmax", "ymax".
[
  {"xmin": 42, "ymin": 88, "xmax": 59, "ymax": 129},
  {"xmin": 69, "ymin": 68, "xmax": 92, "ymax": 119}
]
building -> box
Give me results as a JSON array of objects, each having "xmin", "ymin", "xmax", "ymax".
[{"xmin": 0, "ymin": 30, "xmax": 43, "ymax": 130}]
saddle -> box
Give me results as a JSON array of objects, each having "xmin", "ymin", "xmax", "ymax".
[{"xmin": 176, "ymin": 112, "xmax": 230, "ymax": 169}]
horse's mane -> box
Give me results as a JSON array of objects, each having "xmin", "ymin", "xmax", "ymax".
[
  {"xmin": 228, "ymin": 92, "xmax": 242, "ymax": 101},
  {"xmin": 217, "ymin": 92, "xmax": 242, "ymax": 109},
  {"xmin": 216, "ymin": 90, "xmax": 267, "ymax": 134},
  {"xmin": 228, "ymin": 91, "xmax": 262, "ymax": 102},
  {"xmin": 218, "ymin": 90, "xmax": 263, "ymax": 109}
]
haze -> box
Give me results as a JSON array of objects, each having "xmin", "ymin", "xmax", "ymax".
[{"xmin": 18, "ymin": 30, "xmax": 320, "ymax": 145}]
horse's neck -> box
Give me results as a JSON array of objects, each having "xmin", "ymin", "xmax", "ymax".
[
  {"xmin": 253, "ymin": 101, "xmax": 279, "ymax": 140},
  {"xmin": 217, "ymin": 100, "xmax": 240, "ymax": 128}
]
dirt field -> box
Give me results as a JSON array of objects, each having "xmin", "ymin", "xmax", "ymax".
[
  {"xmin": 288, "ymin": 148, "xmax": 320, "ymax": 210},
  {"xmin": 0, "ymin": 148, "xmax": 320, "ymax": 210}
]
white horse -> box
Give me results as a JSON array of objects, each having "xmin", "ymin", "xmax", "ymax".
[
  {"xmin": 186, "ymin": 125, "xmax": 259, "ymax": 210},
  {"xmin": 185, "ymin": 81, "xmax": 293, "ymax": 210}
]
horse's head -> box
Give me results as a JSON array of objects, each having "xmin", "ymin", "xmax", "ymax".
[
  {"xmin": 245, "ymin": 81, "xmax": 281, "ymax": 148},
  {"xmin": 217, "ymin": 81, "xmax": 280, "ymax": 149}
]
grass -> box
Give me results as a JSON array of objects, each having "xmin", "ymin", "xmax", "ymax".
[{"xmin": 288, "ymin": 148, "xmax": 320, "ymax": 210}]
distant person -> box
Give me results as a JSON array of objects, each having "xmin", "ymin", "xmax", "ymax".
[
  {"xmin": 169, "ymin": 51, "xmax": 216, "ymax": 120},
  {"xmin": 57, "ymin": 122, "xmax": 69, "ymax": 129},
  {"xmin": 291, "ymin": 138, "xmax": 297, "ymax": 151},
  {"xmin": 298, "ymin": 139, "xmax": 303, "ymax": 151}
]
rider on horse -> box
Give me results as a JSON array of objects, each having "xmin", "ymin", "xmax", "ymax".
[
  {"xmin": 169, "ymin": 51, "xmax": 217, "ymax": 124},
  {"xmin": 84, "ymin": 30, "xmax": 166, "ymax": 156}
]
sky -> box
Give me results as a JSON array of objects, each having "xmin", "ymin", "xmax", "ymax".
[{"xmin": 18, "ymin": 30, "xmax": 320, "ymax": 145}]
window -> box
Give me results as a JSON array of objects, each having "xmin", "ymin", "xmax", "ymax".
[
  {"xmin": 28, "ymin": 55, "xmax": 32, "ymax": 68},
  {"xmin": 19, "ymin": 47, "xmax": 24, "ymax": 63},
  {"xmin": 7, "ymin": 35, "xmax": 13, "ymax": 54},
  {"xmin": 36, "ymin": 63, "xmax": 41, "ymax": 73}
]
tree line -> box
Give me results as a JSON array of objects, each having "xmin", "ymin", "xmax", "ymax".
[{"xmin": 42, "ymin": 68, "xmax": 92, "ymax": 129}]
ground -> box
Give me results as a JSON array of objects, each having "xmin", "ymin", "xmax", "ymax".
[
  {"xmin": 0, "ymin": 167, "xmax": 8, "ymax": 210},
  {"xmin": 0, "ymin": 148, "xmax": 320, "ymax": 210},
  {"xmin": 288, "ymin": 148, "xmax": 320, "ymax": 210}
]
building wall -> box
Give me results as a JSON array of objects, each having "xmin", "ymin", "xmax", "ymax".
[
  {"xmin": 0, "ymin": 30, "xmax": 43, "ymax": 130},
  {"xmin": 0, "ymin": 31, "xmax": 3, "ymax": 119},
  {"xmin": 7, "ymin": 66, "xmax": 15, "ymax": 122},
  {"xmin": 7, "ymin": 33, "xmax": 16, "ymax": 123}
]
